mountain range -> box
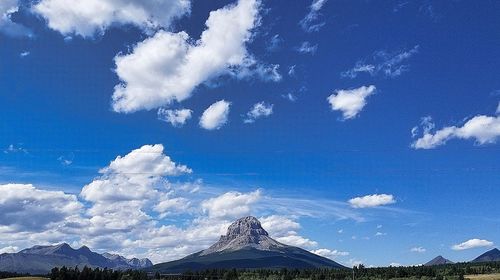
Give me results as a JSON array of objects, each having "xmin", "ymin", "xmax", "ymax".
[
  {"xmin": 0, "ymin": 243, "xmax": 152, "ymax": 274},
  {"xmin": 0, "ymin": 217, "xmax": 498, "ymax": 274},
  {"xmin": 148, "ymin": 216, "xmax": 346, "ymax": 273},
  {"xmin": 425, "ymin": 248, "xmax": 500, "ymax": 266}
]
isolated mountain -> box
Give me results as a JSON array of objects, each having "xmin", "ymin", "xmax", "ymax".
[
  {"xmin": 0, "ymin": 243, "xmax": 152, "ymax": 274},
  {"xmin": 149, "ymin": 216, "xmax": 346, "ymax": 273},
  {"xmin": 472, "ymin": 248, "xmax": 500, "ymax": 263},
  {"xmin": 424, "ymin": 256, "xmax": 454, "ymax": 266}
]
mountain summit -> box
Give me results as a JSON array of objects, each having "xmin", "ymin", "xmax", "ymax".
[
  {"xmin": 424, "ymin": 255, "xmax": 454, "ymax": 266},
  {"xmin": 200, "ymin": 216, "xmax": 286, "ymax": 255},
  {"xmin": 472, "ymin": 248, "xmax": 500, "ymax": 263},
  {"xmin": 149, "ymin": 216, "xmax": 346, "ymax": 273}
]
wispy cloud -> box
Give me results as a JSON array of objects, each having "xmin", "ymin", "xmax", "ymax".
[
  {"xmin": 296, "ymin": 41, "xmax": 318, "ymax": 55},
  {"xmin": 342, "ymin": 45, "xmax": 419, "ymax": 79},
  {"xmin": 299, "ymin": 0, "xmax": 328, "ymax": 32}
]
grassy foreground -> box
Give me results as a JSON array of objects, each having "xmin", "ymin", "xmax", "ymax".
[{"xmin": 465, "ymin": 273, "xmax": 500, "ymax": 280}]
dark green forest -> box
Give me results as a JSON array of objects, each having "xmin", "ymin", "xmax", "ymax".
[
  {"xmin": 0, "ymin": 261, "xmax": 499, "ymax": 280},
  {"xmin": 157, "ymin": 261, "xmax": 500, "ymax": 280}
]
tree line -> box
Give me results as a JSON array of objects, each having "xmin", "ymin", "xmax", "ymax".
[
  {"xmin": 157, "ymin": 261, "xmax": 500, "ymax": 280},
  {"xmin": 1, "ymin": 261, "xmax": 499, "ymax": 280},
  {"xmin": 49, "ymin": 266, "xmax": 148, "ymax": 280}
]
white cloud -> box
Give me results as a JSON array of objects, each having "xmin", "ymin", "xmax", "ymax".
[
  {"xmin": 276, "ymin": 234, "xmax": 318, "ymax": 249},
  {"xmin": 0, "ymin": 245, "xmax": 19, "ymax": 254},
  {"xmin": 81, "ymin": 144, "xmax": 191, "ymax": 203},
  {"xmin": 20, "ymin": 51, "xmax": 30, "ymax": 57},
  {"xmin": 112, "ymin": 0, "xmax": 265, "ymax": 113},
  {"xmin": 33, "ymin": 0, "xmax": 190, "ymax": 38},
  {"xmin": 348, "ymin": 194, "xmax": 395, "ymax": 208},
  {"xmin": 259, "ymin": 215, "xmax": 300, "ymax": 236},
  {"xmin": 282, "ymin": 93, "xmax": 297, "ymax": 102},
  {"xmin": 266, "ymin": 34, "xmax": 282, "ymax": 51},
  {"xmin": 390, "ymin": 262, "xmax": 403, "ymax": 267},
  {"xmin": 374, "ymin": 232, "xmax": 387, "ymax": 237},
  {"xmin": 327, "ymin": 85, "xmax": 376, "ymax": 120},
  {"xmin": 412, "ymin": 114, "xmax": 500, "ymax": 149},
  {"xmin": 259, "ymin": 215, "xmax": 319, "ymax": 249},
  {"xmin": 311, "ymin": 248, "xmax": 349, "ymax": 259},
  {"xmin": 158, "ymin": 108, "xmax": 193, "ymax": 127},
  {"xmin": 452, "ymin": 239, "xmax": 494, "ymax": 251},
  {"xmin": 0, "ymin": 0, "xmax": 32, "ymax": 37},
  {"xmin": 199, "ymin": 100, "xmax": 231, "ymax": 130},
  {"xmin": 342, "ymin": 46, "xmax": 419, "ymax": 79},
  {"xmin": 3, "ymin": 144, "xmax": 28, "ymax": 154},
  {"xmin": 496, "ymin": 102, "xmax": 500, "ymax": 114},
  {"xmin": 299, "ymin": 0, "xmax": 328, "ymax": 32},
  {"xmin": 0, "ymin": 184, "xmax": 82, "ymax": 232},
  {"xmin": 296, "ymin": 41, "xmax": 318, "ymax": 54},
  {"xmin": 244, "ymin": 102, "xmax": 273, "ymax": 123},
  {"xmin": 201, "ymin": 190, "xmax": 261, "ymax": 220},
  {"xmin": 410, "ymin": 247, "xmax": 426, "ymax": 253}
]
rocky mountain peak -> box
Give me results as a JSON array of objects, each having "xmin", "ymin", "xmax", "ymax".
[
  {"xmin": 199, "ymin": 216, "xmax": 285, "ymax": 256},
  {"xmin": 226, "ymin": 216, "xmax": 268, "ymax": 237}
]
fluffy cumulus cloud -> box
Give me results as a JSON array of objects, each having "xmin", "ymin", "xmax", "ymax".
[
  {"xmin": 348, "ymin": 194, "xmax": 395, "ymax": 208},
  {"xmin": 0, "ymin": 0, "xmax": 32, "ymax": 37},
  {"xmin": 411, "ymin": 113, "xmax": 500, "ymax": 149},
  {"xmin": 342, "ymin": 45, "xmax": 419, "ymax": 79},
  {"xmin": 112, "ymin": 0, "xmax": 274, "ymax": 113},
  {"xmin": 201, "ymin": 190, "xmax": 261, "ymax": 219},
  {"xmin": 299, "ymin": 0, "xmax": 328, "ymax": 32},
  {"xmin": 0, "ymin": 184, "xmax": 82, "ymax": 232},
  {"xmin": 327, "ymin": 85, "xmax": 376, "ymax": 120},
  {"xmin": 452, "ymin": 239, "xmax": 494, "ymax": 251},
  {"xmin": 158, "ymin": 108, "xmax": 193, "ymax": 127},
  {"xmin": 79, "ymin": 144, "xmax": 192, "ymax": 242},
  {"xmin": 33, "ymin": 0, "xmax": 190, "ymax": 37},
  {"xmin": 260, "ymin": 215, "xmax": 318, "ymax": 249},
  {"xmin": 244, "ymin": 102, "xmax": 273, "ymax": 123},
  {"xmin": 311, "ymin": 248, "xmax": 349, "ymax": 259},
  {"xmin": 199, "ymin": 100, "xmax": 231, "ymax": 130}
]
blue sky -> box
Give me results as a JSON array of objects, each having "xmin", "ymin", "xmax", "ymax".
[{"xmin": 0, "ymin": 0, "xmax": 499, "ymax": 267}]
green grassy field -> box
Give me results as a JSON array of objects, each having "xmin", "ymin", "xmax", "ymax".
[{"xmin": 466, "ymin": 273, "xmax": 500, "ymax": 280}]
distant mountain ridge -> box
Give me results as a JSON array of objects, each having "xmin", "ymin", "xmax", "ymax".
[
  {"xmin": 424, "ymin": 248, "xmax": 500, "ymax": 266},
  {"xmin": 472, "ymin": 248, "xmax": 500, "ymax": 263},
  {"xmin": 149, "ymin": 216, "xmax": 346, "ymax": 273},
  {"xmin": 0, "ymin": 243, "xmax": 152, "ymax": 274}
]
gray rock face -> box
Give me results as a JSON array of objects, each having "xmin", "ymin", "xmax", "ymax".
[
  {"xmin": 0, "ymin": 243, "xmax": 152, "ymax": 274},
  {"xmin": 200, "ymin": 216, "xmax": 286, "ymax": 255}
]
